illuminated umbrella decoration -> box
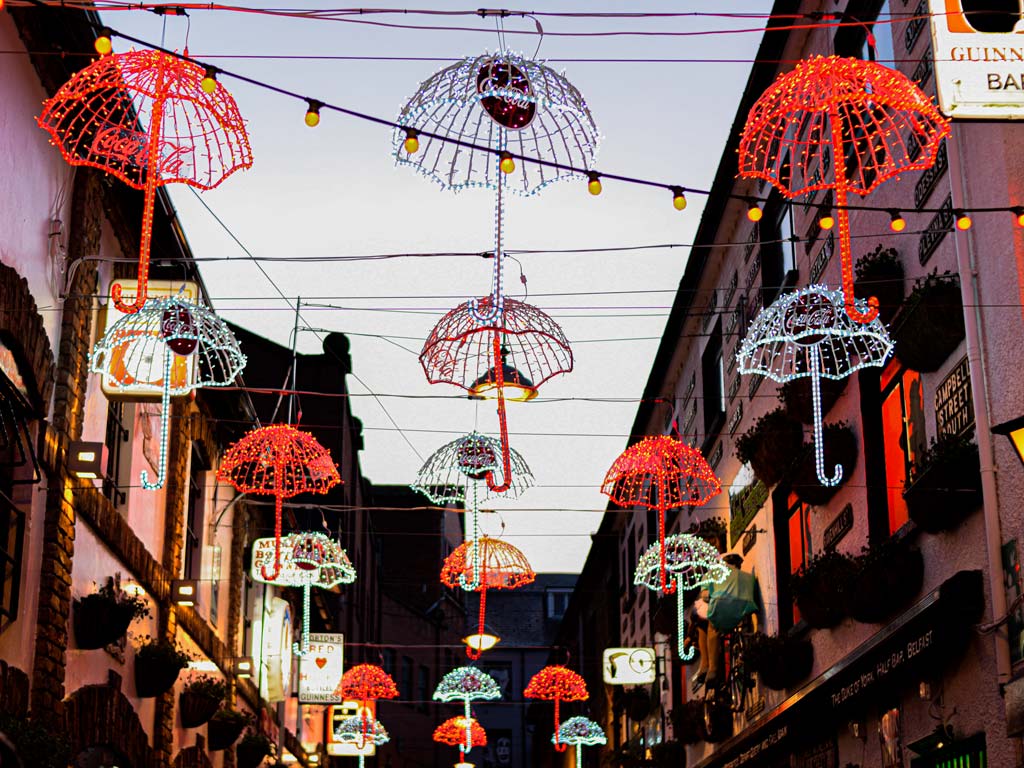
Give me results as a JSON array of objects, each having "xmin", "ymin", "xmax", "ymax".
[
  {"xmin": 250, "ymin": 531, "xmax": 355, "ymax": 654},
  {"xmin": 524, "ymin": 666, "xmax": 588, "ymax": 752},
  {"xmin": 433, "ymin": 716, "xmax": 487, "ymax": 766},
  {"xmin": 434, "ymin": 667, "xmax": 501, "ymax": 752},
  {"xmin": 553, "ymin": 717, "xmax": 606, "ymax": 768},
  {"xmin": 420, "ymin": 296, "xmax": 572, "ymax": 494},
  {"xmin": 601, "ymin": 436, "xmax": 722, "ymax": 593},
  {"xmin": 38, "ymin": 49, "xmax": 252, "ymax": 313},
  {"xmin": 441, "ymin": 535, "xmax": 535, "ymax": 657},
  {"xmin": 217, "ymin": 425, "xmax": 340, "ymax": 581},
  {"xmin": 635, "ymin": 534, "xmax": 728, "ymax": 660},
  {"xmin": 395, "ymin": 51, "xmax": 598, "ymax": 324},
  {"xmin": 413, "ymin": 431, "xmax": 534, "ymax": 574},
  {"xmin": 334, "ymin": 715, "xmax": 389, "ymax": 768},
  {"xmin": 736, "ymin": 285, "xmax": 892, "ymax": 486},
  {"xmin": 335, "ymin": 664, "xmax": 399, "ymax": 742},
  {"xmin": 738, "ymin": 55, "xmax": 949, "ymax": 323},
  {"xmin": 90, "ymin": 295, "xmax": 245, "ymax": 490}
]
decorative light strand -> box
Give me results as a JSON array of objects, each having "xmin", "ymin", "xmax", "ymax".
[
  {"xmin": 554, "ymin": 716, "xmax": 606, "ymax": 768},
  {"xmin": 433, "ymin": 667, "xmax": 502, "ymax": 752},
  {"xmin": 524, "ymin": 666, "xmax": 588, "ymax": 752}
]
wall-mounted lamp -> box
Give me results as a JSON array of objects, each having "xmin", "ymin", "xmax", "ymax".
[
  {"xmin": 68, "ymin": 441, "xmax": 104, "ymax": 479},
  {"xmin": 848, "ymin": 719, "xmax": 866, "ymax": 741},
  {"xmin": 234, "ymin": 656, "xmax": 254, "ymax": 678},
  {"xmin": 171, "ymin": 579, "xmax": 198, "ymax": 606},
  {"xmin": 993, "ymin": 416, "xmax": 1024, "ymax": 469}
]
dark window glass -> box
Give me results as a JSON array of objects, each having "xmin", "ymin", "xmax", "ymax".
[
  {"xmin": 0, "ymin": 490, "xmax": 25, "ymax": 629},
  {"xmin": 701, "ymin": 320, "xmax": 726, "ymax": 436}
]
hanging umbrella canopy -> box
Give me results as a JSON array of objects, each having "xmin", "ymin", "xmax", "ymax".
[
  {"xmin": 555, "ymin": 717, "xmax": 606, "ymax": 747},
  {"xmin": 441, "ymin": 536, "xmax": 536, "ymax": 592},
  {"xmin": 336, "ymin": 664, "xmax": 400, "ymax": 704},
  {"xmin": 394, "ymin": 50, "xmax": 598, "ymax": 196},
  {"xmin": 736, "ymin": 285, "xmax": 892, "ymax": 484},
  {"xmin": 601, "ymin": 436, "xmax": 722, "ymax": 594},
  {"xmin": 38, "ymin": 50, "xmax": 252, "ymax": 312},
  {"xmin": 738, "ymin": 55, "xmax": 949, "ymax": 323},
  {"xmin": 335, "ymin": 716, "xmax": 389, "ymax": 746},
  {"xmin": 90, "ymin": 295, "xmax": 245, "ymax": 490},
  {"xmin": 434, "ymin": 667, "xmax": 502, "ymax": 752},
  {"xmin": 634, "ymin": 534, "xmax": 728, "ymax": 660},
  {"xmin": 218, "ymin": 424, "xmax": 340, "ymax": 580},
  {"xmin": 524, "ymin": 666, "xmax": 588, "ymax": 752},
  {"xmin": 433, "ymin": 717, "xmax": 488, "ymax": 750},
  {"xmin": 412, "ymin": 431, "xmax": 534, "ymax": 504}
]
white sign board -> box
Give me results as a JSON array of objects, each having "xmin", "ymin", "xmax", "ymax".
[
  {"xmin": 929, "ymin": 0, "xmax": 1024, "ymax": 118},
  {"xmin": 327, "ymin": 702, "xmax": 377, "ymax": 757},
  {"xmin": 299, "ymin": 633, "xmax": 344, "ymax": 704},
  {"xmin": 262, "ymin": 597, "xmax": 294, "ymax": 703},
  {"xmin": 602, "ymin": 647, "xmax": 657, "ymax": 685}
]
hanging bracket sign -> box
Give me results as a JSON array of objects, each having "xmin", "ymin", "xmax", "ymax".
[
  {"xmin": 603, "ymin": 647, "xmax": 657, "ymax": 685},
  {"xmin": 299, "ymin": 633, "xmax": 344, "ymax": 704}
]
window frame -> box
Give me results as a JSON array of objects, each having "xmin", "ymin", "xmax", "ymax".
[
  {"xmin": 701, "ymin": 318, "xmax": 726, "ymax": 446},
  {"xmin": 0, "ymin": 489, "xmax": 25, "ymax": 630}
]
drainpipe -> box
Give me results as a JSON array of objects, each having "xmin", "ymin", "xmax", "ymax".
[{"xmin": 946, "ymin": 128, "xmax": 1011, "ymax": 688}]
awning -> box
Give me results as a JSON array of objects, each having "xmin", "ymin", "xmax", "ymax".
[{"xmin": 693, "ymin": 570, "xmax": 984, "ymax": 768}]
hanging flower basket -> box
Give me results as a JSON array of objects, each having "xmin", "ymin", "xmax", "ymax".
[
  {"xmin": 693, "ymin": 516, "xmax": 728, "ymax": 553},
  {"xmin": 236, "ymin": 731, "xmax": 273, "ymax": 768},
  {"xmin": 854, "ymin": 245, "xmax": 905, "ymax": 325},
  {"xmin": 791, "ymin": 423, "xmax": 858, "ymax": 506},
  {"xmin": 845, "ymin": 539, "xmax": 924, "ymax": 623},
  {"xmin": 743, "ymin": 632, "xmax": 813, "ymax": 691},
  {"xmin": 892, "ymin": 272, "xmax": 965, "ymax": 373},
  {"xmin": 179, "ymin": 677, "xmax": 227, "ymax": 728},
  {"xmin": 208, "ymin": 709, "xmax": 252, "ymax": 751},
  {"xmin": 779, "ymin": 376, "xmax": 847, "ymax": 425},
  {"xmin": 903, "ymin": 434, "xmax": 982, "ymax": 533},
  {"xmin": 670, "ymin": 701, "xmax": 707, "ymax": 745},
  {"xmin": 73, "ymin": 580, "xmax": 149, "ymax": 650},
  {"xmin": 735, "ymin": 408, "xmax": 803, "ymax": 488},
  {"xmin": 790, "ymin": 550, "xmax": 856, "ymax": 629},
  {"xmin": 134, "ymin": 639, "xmax": 189, "ymax": 698}
]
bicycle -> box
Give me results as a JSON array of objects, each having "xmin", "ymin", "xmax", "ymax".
[{"xmin": 702, "ymin": 618, "xmax": 758, "ymax": 737}]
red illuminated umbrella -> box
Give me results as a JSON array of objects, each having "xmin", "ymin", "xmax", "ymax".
[
  {"xmin": 335, "ymin": 664, "xmax": 399, "ymax": 739},
  {"xmin": 217, "ymin": 425, "xmax": 340, "ymax": 580},
  {"xmin": 738, "ymin": 55, "xmax": 949, "ymax": 323},
  {"xmin": 421, "ymin": 297, "xmax": 571, "ymax": 494},
  {"xmin": 433, "ymin": 716, "xmax": 487, "ymax": 761},
  {"xmin": 524, "ymin": 665, "xmax": 588, "ymax": 752},
  {"xmin": 37, "ymin": 49, "xmax": 252, "ymax": 313},
  {"xmin": 601, "ymin": 436, "xmax": 722, "ymax": 593},
  {"xmin": 441, "ymin": 535, "xmax": 535, "ymax": 659}
]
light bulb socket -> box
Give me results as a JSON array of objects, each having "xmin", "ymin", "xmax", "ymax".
[
  {"xmin": 305, "ymin": 100, "xmax": 322, "ymax": 127},
  {"xmin": 888, "ymin": 210, "xmax": 906, "ymax": 232},
  {"xmin": 671, "ymin": 186, "xmax": 687, "ymax": 211}
]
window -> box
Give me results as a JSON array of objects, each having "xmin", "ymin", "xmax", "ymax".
[
  {"xmin": 959, "ymin": 0, "xmax": 1019, "ymax": 33},
  {"xmin": 760, "ymin": 197, "xmax": 798, "ymax": 306},
  {"xmin": 401, "ymin": 656, "xmax": 414, "ymax": 706},
  {"xmin": 418, "ymin": 666, "xmax": 430, "ymax": 712},
  {"xmin": 0, "ymin": 490, "xmax": 25, "ymax": 630},
  {"xmin": 102, "ymin": 400, "xmax": 131, "ymax": 507},
  {"xmin": 878, "ymin": 358, "xmax": 927, "ymax": 534},
  {"xmin": 383, "ymin": 648, "xmax": 397, "ymax": 678},
  {"xmin": 701, "ymin": 320, "xmax": 726, "ymax": 441},
  {"xmin": 546, "ymin": 589, "xmax": 572, "ymax": 620},
  {"xmin": 777, "ymin": 492, "xmax": 813, "ymax": 629},
  {"xmin": 834, "ymin": 1, "xmax": 894, "ymax": 64},
  {"xmin": 183, "ymin": 446, "xmax": 208, "ymax": 582}
]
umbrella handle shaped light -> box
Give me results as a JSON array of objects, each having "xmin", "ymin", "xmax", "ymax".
[
  {"xmin": 468, "ymin": 143, "xmax": 509, "ymax": 327},
  {"xmin": 676, "ymin": 574, "xmax": 695, "ymax": 661},
  {"xmin": 139, "ymin": 344, "xmax": 173, "ymax": 491},
  {"xmin": 810, "ymin": 349, "xmax": 843, "ymax": 487}
]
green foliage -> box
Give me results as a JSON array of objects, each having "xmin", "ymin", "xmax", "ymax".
[
  {"xmin": 789, "ymin": 549, "xmax": 856, "ymax": 601},
  {"xmin": 239, "ymin": 730, "xmax": 273, "ymax": 753},
  {"xmin": 0, "ymin": 712, "xmax": 71, "ymax": 768},
  {"xmin": 211, "ymin": 708, "xmax": 253, "ymax": 727},
  {"xmin": 135, "ymin": 636, "xmax": 191, "ymax": 670},
  {"xmin": 182, "ymin": 675, "xmax": 227, "ymax": 701},
  {"xmin": 854, "ymin": 244, "xmax": 901, "ymax": 282},
  {"xmin": 905, "ymin": 269, "xmax": 959, "ymax": 307},
  {"xmin": 86, "ymin": 576, "xmax": 150, "ymax": 621},
  {"xmin": 906, "ymin": 432, "xmax": 977, "ymax": 486}
]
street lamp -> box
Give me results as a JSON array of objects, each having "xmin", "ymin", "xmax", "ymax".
[
  {"xmin": 463, "ymin": 633, "xmax": 500, "ymax": 653},
  {"xmin": 992, "ymin": 416, "xmax": 1024, "ymax": 468}
]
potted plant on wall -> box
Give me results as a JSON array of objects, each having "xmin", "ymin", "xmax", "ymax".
[
  {"xmin": 0, "ymin": 711, "xmax": 72, "ymax": 768},
  {"xmin": 134, "ymin": 636, "xmax": 190, "ymax": 698},
  {"xmin": 892, "ymin": 271, "xmax": 966, "ymax": 373},
  {"xmin": 790, "ymin": 549, "xmax": 856, "ymax": 629},
  {"xmin": 236, "ymin": 729, "xmax": 273, "ymax": 768},
  {"xmin": 179, "ymin": 675, "xmax": 227, "ymax": 728},
  {"xmin": 743, "ymin": 631, "xmax": 813, "ymax": 691},
  {"xmin": 903, "ymin": 433, "xmax": 982, "ymax": 533},
  {"xmin": 845, "ymin": 537, "xmax": 924, "ymax": 623},
  {"xmin": 693, "ymin": 516, "xmax": 728, "ymax": 553},
  {"xmin": 854, "ymin": 244, "xmax": 905, "ymax": 324},
  {"xmin": 735, "ymin": 407, "xmax": 803, "ymax": 488},
  {"xmin": 791, "ymin": 422, "xmax": 859, "ymax": 506},
  {"xmin": 208, "ymin": 708, "xmax": 252, "ymax": 751},
  {"xmin": 73, "ymin": 577, "xmax": 150, "ymax": 650}
]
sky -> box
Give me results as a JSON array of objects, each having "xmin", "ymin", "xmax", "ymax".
[{"xmin": 103, "ymin": 2, "xmax": 771, "ymax": 573}]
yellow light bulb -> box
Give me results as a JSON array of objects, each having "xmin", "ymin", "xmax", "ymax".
[
  {"xmin": 889, "ymin": 216, "xmax": 906, "ymax": 232},
  {"xmin": 747, "ymin": 205, "xmax": 763, "ymax": 222},
  {"xmin": 305, "ymin": 108, "xmax": 320, "ymax": 128},
  {"xmin": 1016, "ymin": 211, "xmax": 1024, "ymax": 229},
  {"xmin": 587, "ymin": 174, "xmax": 602, "ymax": 196},
  {"xmin": 956, "ymin": 213, "xmax": 972, "ymax": 231},
  {"xmin": 818, "ymin": 214, "xmax": 835, "ymax": 230},
  {"xmin": 499, "ymin": 153, "xmax": 515, "ymax": 174},
  {"xmin": 673, "ymin": 192, "xmax": 687, "ymax": 211},
  {"xmin": 94, "ymin": 30, "xmax": 112, "ymax": 56},
  {"xmin": 404, "ymin": 133, "xmax": 420, "ymax": 154},
  {"xmin": 201, "ymin": 76, "xmax": 217, "ymax": 94}
]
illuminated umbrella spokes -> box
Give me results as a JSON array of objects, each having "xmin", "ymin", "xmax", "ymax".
[
  {"xmin": 89, "ymin": 295, "xmax": 245, "ymax": 490},
  {"xmin": 524, "ymin": 666, "xmax": 588, "ymax": 752},
  {"xmin": 335, "ymin": 715, "xmax": 389, "ymax": 768},
  {"xmin": 554, "ymin": 717, "xmax": 606, "ymax": 768},
  {"xmin": 736, "ymin": 285, "xmax": 893, "ymax": 486},
  {"xmin": 38, "ymin": 49, "xmax": 252, "ymax": 313},
  {"xmin": 634, "ymin": 534, "xmax": 728, "ymax": 660},
  {"xmin": 434, "ymin": 667, "xmax": 502, "ymax": 751},
  {"xmin": 434, "ymin": 715, "xmax": 488, "ymax": 761}
]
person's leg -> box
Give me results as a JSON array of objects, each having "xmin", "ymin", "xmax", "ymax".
[{"xmin": 706, "ymin": 623, "xmax": 723, "ymax": 685}]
